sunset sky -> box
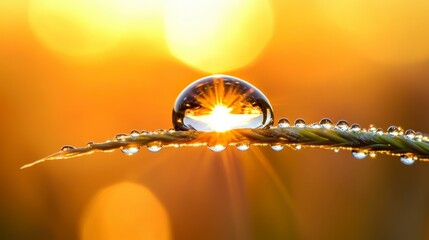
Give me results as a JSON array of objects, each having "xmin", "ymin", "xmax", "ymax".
[{"xmin": 1, "ymin": 0, "xmax": 429, "ymax": 239}]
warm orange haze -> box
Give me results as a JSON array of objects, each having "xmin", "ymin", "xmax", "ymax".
[{"xmin": 2, "ymin": 0, "xmax": 429, "ymax": 239}]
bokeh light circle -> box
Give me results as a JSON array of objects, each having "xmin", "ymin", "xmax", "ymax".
[
  {"xmin": 165, "ymin": 0, "xmax": 274, "ymax": 73},
  {"xmin": 80, "ymin": 182, "xmax": 170, "ymax": 240}
]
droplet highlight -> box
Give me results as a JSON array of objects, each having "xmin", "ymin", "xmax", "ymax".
[
  {"xmin": 130, "ymin": 130, "xmax": 140, "ymax": 139},
  {"xmin": 271, "ymin": 143, "xmax": 284, "ymax": 151},
  {"xmin": 278, "ymin": 118, "xmax": 290, "ymax": 128},
  {"xmin": 115, "ymin": 133, "xmax": 128, "ymax": 140},
  {"xmin": 293, "ymin": 144, "xmax": 302, "ymax": 150},
  {"xmin": 352, "ymin": 150, "xmax": 367, "ymax": 159},
  {"xmin": 121, "ymin": 146, "xmax": 140, "ymax": 155},
  {"xmin": 404, "ymin": 129, "xmax": 415, "ymax": 140},
  {"xmin": 147, "ymin": 143, "xmax": 162, "ymax": 152},
  {"xmin": 320, "ymin": 118, "xmax": 333, "ymax": 129},
  {"xmin": 61, "ymin": 145, "xmax": 75, "ymax": 151},
  {"xmin": 208, "ymin": 144, "xmax": 227, "ymax": 152},
  {"xmin": 387, "ymin": 126, "xmax": 399, "ymax": 136},
  {"xmin": 336, "ymin": 120, "xmax": 349, "ymax": 131},
  {"xmin": 294, "ymin": 118, "xmax": 306, "ymax": 128},
  {"xmin": 236, "ymin": 142, "xmax": 250, "ymax": 151},
  {"xmin": 400, "ymin": 155, "xmax": 415, "ymax": 165},
  {"xmin": 349, "ymin": 124, "xmax": 361, "ymax": 133},
  {"xmin": 172, "ymin": 75, "xmax": 274, "ymax": 132}
]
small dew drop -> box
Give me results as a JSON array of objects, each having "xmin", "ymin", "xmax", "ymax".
[
  {"xmin": 168, "ymin": 128, "xmax": 176, "ymax": 133},
  {"xmin": 349, "ymin": 124, "xmax": 361, "ymax": 133},
  {"xmin": 400, "ymin": 155, "xmax": 415, "ymax": 165},
  {"xmin": 336, "ymin": 120, "xmax": 349, "ymax": 131},
  {"xmin": 293, "ymin": 144, "xmax": 302, "ymax": 150},
  {"xmin": 368, "ymin": 124, "xmax": 377, "ymax": 133},
  {"xmin": 369, "ymin": 152, "xmax": 377, "ymax": 158},
  {"xmin": 376, "ymin": 128, "xmax": 384, "ymax": 135},
  {"xmin": 320, "ymin": 118, "xmax": 333, "ymax": 129},
  {"xmin": 352, "ymin": 150, "xmax": 367, "ymax": 159},
  {"xmin": 278, "ymin": 118, "xmax": 290, "ymax": 128},
  {"xmin": 87, "ymin": 141, "xmax": 94, "ymax": 147},
  {"xmin": 271, "ymin": 143, "xmax": 284, "ymax": 151},
  {"xmin": 294, "ymin": 118, "xmax": 306, "ymax": 128},
  {"xmin": 61, "ymin": 145, "xmax": 75, "ymax": 151},
  {"xmin": 115, "ymin": 133, "xmax": 128, "ymax": 140},
  {"xmin": 147, "ymin": 143, "xmax": 163, "ymax": 152},
  {"xmin": 171, "ymin": 144, "xmax": 180, "ymax": 148},
  {"xmin": 208, "ymin": 144, "xmax": 227, "ymax": 152},
  {"xmin": 155, "ymin": 129, "xmax": 167, "ymax": 134},
  {"xmin": 387, "ymin": 126, "xmax": 399, "ymax": 136},
  {"xmin": 141, "ymin": 130, "xmax": 150, "ymax": 135},
  {"xmin": 415, "ymin": 132, "xmax": 423, "ymax": 142},
  {"xmin": 404, "ymin": 129, "xmax": 415, "ymax": 140},
  {"xmin": 130, "ymin": 130, "xmax": 140, "ymax": 139},
  {"xmin": 236, "ymin": 142, "xmax": 250, "ymax": 151},
  {"xmin": 121, "ymin": 146, "xmax": 140, "ymax": 155},
  {"xmin": 309, "ymin": 122, "xmax": 321, "ymax": 129},
  {"xmin": 334, "ymin": 148, "xmax": 340, "ymax": 153}
]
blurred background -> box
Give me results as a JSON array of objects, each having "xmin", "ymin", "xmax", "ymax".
[{"xmin": 2, "ymin": 0, "xmax": 429, "ymax": 239}]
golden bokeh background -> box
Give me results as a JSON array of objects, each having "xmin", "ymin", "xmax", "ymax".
[{"xmin": 2, "ymin": 0, "xmax": 429, "ymax": 239}]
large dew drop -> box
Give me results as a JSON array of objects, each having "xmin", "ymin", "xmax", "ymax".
[{"xmin": 172, "ymin": 75, "xmax": 274, "ymax": 132}]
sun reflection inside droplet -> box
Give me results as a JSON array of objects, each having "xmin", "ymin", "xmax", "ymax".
[
  {"xmin": 173, "ymin": 75, "xmax": 274, "ymax": 132},
  {"xmin": 186, "ymin": 105, "xmax": 262, "ymax": 132}
]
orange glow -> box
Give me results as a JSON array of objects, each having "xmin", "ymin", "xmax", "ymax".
[
  {"xmin": 165, "ymin": 0, "xmax": 274, "ymax": 73},
  {"xmin": 27, "ymin": 0, "xmax": 165, "ymax": 57},
  {"xmin": 319, "ymin": 0, "xmax": 429, "ymax": 64},
  {"xmin": 80, "ymin": 182, "xmax": 170, "ymax": 240}
]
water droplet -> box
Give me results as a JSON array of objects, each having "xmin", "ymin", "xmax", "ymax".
[
  {"xmin": 130, "ymin": 130, "xmax": 140, "ymax": 139},
  {"xmin": 208, "ymin": 144, "xmax": 227, "ymax": 152},
  {"xmin": 309, "ymin": 122, "xmax": 321, "ymax": 129},
  {"xmin": 171, "ymin": 144, "xmax": 180, "ymax": 148},
  {"xmin": 400, "ymin": 155, "xmax": 415, "ymax": 165},
  {"xmin": 352, "ymin": 150, "xmax": 367, "ymax": 159},
  {"xmin": 320, "ymin": 118, "xmax": 333, "ymax": 129},
  {"xmin": 404, "ymin": 129, "xmax": 415, "ymax": 140},
  {"xmin": 335, "ymin": 120, "xmax": 349, "ymax": 131},
  {"xmin": 121, "ymin": 146, "xmax": 140, "ymax": 155},
  {"xmin": 115, "ymin": 133, "xmax": 128, "ymax": 140},
  {"xmin": 87, "ymin": 141, "xmax": 94, "ymax": 147},
  {"xmin": 334, "ymin": 148, "xmax": 340, "ymax": 153},
  {"xmin": 369, "ymin": 152, "xmax": 377, "ymax": 158},
  {"xmin": 172, "ymin": 75, "xmax": 274, "ymax": 132},
  {"xmin": 141, "ymin": 130, "xmax": 150, "ymax": 135},
  {"xmin": 236, "ymin": 142, "xmax": 250, "ymax": 151},
  {"xmin": 422, "ymin": 135, "xmax": 429, "ymax": 142},
  {"xmin": 368, "ymin": 124, "xmax": 377, "ymax": 133},
  {"xmin": 271, "ymin": 143, "xmax": 284, "ymax": 151},
  {"xmin": 294, "ymin": 118, "xmax": 306, "ymax": 128},
  {"xmin": 415, "ymin": 132, "xmax": 423, "ymax": 141},
  {"xmin": 349, "ymin": 124, "xmax": 361, "ymax": 133},
  {"xmin": 61, "ymin": 145, "xmax": 75, "ymax": 151},
  {"xmin": 376, "ymin": 128, "xmax": 384, "ymax": 135},
  {"xmin": 278, "ymin": 118, "xmax": 290, "ymax": 128},
  {"xmin": 293, "ymin": 144, "xmax": 302, "ymax": 150},
  {"xmin": 147, "ymin": 143, "xmax": 162, "ymax": 152},
  {"xmin": 167, "ymin": 128, "xmax": 176, "ymax": 133},
  {"xmin": 387, "ymin": 126, "xmax": 399, "ymax": 136},
  {"xmin": 154, "ymin": 129, "xmax": 167, "ymax": 134}
]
